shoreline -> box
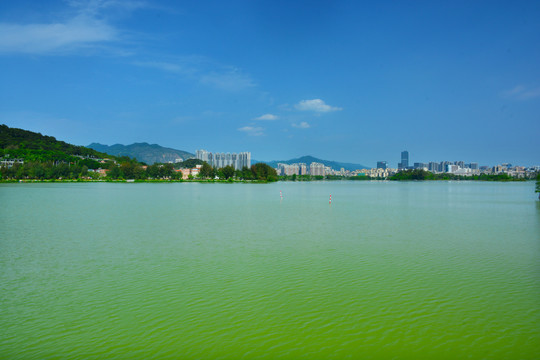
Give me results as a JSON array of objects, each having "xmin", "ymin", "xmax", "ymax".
[{"xmin": 0, "ymin": 178, "xmax": 530, "ymax": 184}]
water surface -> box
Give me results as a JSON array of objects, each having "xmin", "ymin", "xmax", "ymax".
[{"xmin": 1, "ymin": 181, "xmax": 539, "ymax": 359}]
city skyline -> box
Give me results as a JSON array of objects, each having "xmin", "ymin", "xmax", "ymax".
[{"xmin": 1, "ymin": 1, "xmax": 539, "ymax": 166}]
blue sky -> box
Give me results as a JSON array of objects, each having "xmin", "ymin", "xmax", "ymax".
[{"xmin": 1, "ymin": 0, "xmax": 539, "ymax": 167}]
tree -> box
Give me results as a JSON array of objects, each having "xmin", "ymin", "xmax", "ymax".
[
  {"xmin": 199, "ymin": 162, "xmax": 214, "ymax": 179},
  {"xmin": 241, "ymin": 166, "xmax": 253, "ymax": 180},
  {"xmin": 177, "ymin": 158, "xmax": 204, "ymax": 169},
  {"xmin": 161, "ymin": 163, "xmax": 174, "ymax": 178},
  {"xmin": 146, "ymin": 164, "xmax": 161, "ymax": 178},
  {"xmin": 251, "ymin": 163, "xmax": 278, "ymax": 182},
  {"xmin": 221, "ymin": 165, "xmax": 235, "ymax": 179},
  {"xmin": 80, "ymin": 165, "xmax": 89, "ymax": 178},
  {"xmin": 108, "ymin": 165, "xmax": 123, "ymax": 179},
  {"xmin": 120, "ymin": 162, "xmax": 137, "ymax": 179}
]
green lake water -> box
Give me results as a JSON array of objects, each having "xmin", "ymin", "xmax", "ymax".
[{"xmin": 1, "ymin": 181, "xmax": 539, "ymax": 359}]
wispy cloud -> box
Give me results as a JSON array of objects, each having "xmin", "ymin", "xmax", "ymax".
[
  {"xmin": 0, "ymin": 0, "xmax": 145, "ymax": 54},
  {"xmin": 200, "ymin": 69, "xmax": 255, "ymax": 92},
  {"xmin": 0, "ymin": 19, "xmax": 116, "ymax": 54},
  {"xmin": 132, "ymin": 61, "xmax": 195, "ymax": 75},
  {"xmin": 295, "ymin": 99, "xmax": 342, "ymax": 112},
  {"xmin": 67, "ymin": 0, "xmax": 147, "ymax": 15},
  {"xmin": 238, "ymin": 126, "xmax": 264, "ymax": 136},
  {"xmin": 502, "ymin": 85, "xmax": 540, "ymax": 100},
  {"xmin": 292, "ymin": 121, "xmax": 310, "ymax": 129},
  {"xmin": 134, "ymin": 58, "xmax": 255, "ymax": 92},
  {"xmin": 254, "ymin": 114, "xmax": 278, "ymax": 121}
]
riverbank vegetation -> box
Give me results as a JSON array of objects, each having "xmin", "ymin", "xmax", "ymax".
[
  {"xmin": 1, "ymin": 161, "xmax": 279, "ymax": 182},
  {"xmin": 388, "ymin": 169, "xmax": 526, "ymax": 181},
  {"xmin": 278, "ymin": 169, "xmax": 530, "ymax": 182}
]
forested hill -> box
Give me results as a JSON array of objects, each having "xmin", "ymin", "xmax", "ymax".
[
  {"xmin": 0, "ymin": 124, "xmax": 112, "ymax": 162},
  {"xmin": 88, "ymin": 142, "xmax": 194, "ymax": 165}
]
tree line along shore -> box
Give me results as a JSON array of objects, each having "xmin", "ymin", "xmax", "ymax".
[
  {"xmin": 0, "ymin": 160, "xmax": 279, "ymax": 182},
  {"xmin": 1, "ymin": 163, "xmax": 532, "ymax": 183}
]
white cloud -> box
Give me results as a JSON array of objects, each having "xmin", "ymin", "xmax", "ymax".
[
  {"xmin": 295, "ymin": 99, "xmax": 342, "ymax": 112},
  {"xmin": 292, "ymin": 121, "xmax": 310, "ymax": 129},
  {"xmin": 238, "ymin": 126, "xmax": 264, "ymax": 136},
  {"xmin": 502, "ymin": 85, "xmax": 540, "ymax": 100},
  {"xmin": 254, "ymin": 113, "xmax": 278, "ymax": 121},
  {"xmin": 0, "ymin": 19, "xmax": 116, "ymax": 54},
  {"xmin": 0, "ymin": 0, "xmax": 146, "ymax": 54}
]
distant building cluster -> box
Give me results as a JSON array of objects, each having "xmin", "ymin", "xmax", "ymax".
[
  {"xmin": 276, "ymin": 162, "xmax": 333, "ymax": 176},
  {"xmin": 376, "ymin": 150, "xmax": 539, "ymax": 178},
  {"xmin": 276, "ymin": 162, "xmax": 363, "ymax": 177},
  {"xmin": 175, "ymin": 164, "xmax": 203, "ymax": 179},
  {"xmin": 358, "ymin": 167, "xmax": 397, "ymax": 178},
  {"xmin": 196, "ymin": 150, "xmax": 251, "ymax": 170}
]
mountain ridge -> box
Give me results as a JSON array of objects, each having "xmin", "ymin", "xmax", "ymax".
[
  {"xmin": 88, "ymin": 142, "xmax": 194, "ymax": 165},
  {"xmin": 257, "ymin": 155, "xmax": 368, "ymax": 171}
]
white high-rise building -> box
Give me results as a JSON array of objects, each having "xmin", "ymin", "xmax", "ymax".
[
  {"xmin": 299, "ymin": 163, "xmax": 307, "ymax": 175},
  {"xmin": 277, "ymin": 163, "xmax": 300, "ymax": 176},
  {"xmin": 196, "ymin": 150, "xmax": 251, "ymax": 170},
  {"xmin": 310, "ymin": 162, "xmax": 325, "ymax": 176},
  {"xmin": 196, "ymin": 150, "xmax": 212, "ymax": 164}
]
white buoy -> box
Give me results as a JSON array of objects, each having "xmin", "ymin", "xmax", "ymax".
[{"xmin": 329, "ymin": 194, "xmax": 332, "ymax": 204}]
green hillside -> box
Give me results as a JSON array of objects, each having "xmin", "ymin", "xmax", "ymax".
[
  {"xmin": 1, "ymin": 124, "xmax": 112, "ymax": 163},
  {"xmin": 0, "ymin": 124, "xmax": 136, "ymax": 180}
]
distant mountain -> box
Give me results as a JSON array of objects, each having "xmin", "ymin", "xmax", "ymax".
[
  {"xmin": 259, "ymin": 155, "xmax": 368, "ymax": 171},
  {"xmin": 88, "ymin": 142, "xmax": 194, "ymax": 165}
]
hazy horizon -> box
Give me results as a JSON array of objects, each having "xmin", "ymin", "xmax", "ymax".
[{"xmin": 1, "ymin": 1, "xmax": 539, "ymax": 167}]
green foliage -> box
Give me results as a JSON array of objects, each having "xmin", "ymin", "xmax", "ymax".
[
  {"xmin": 0, "ymin": 124, "xmax": 111, "ymax": 162},
  {"xmin": 325, "ymin": 175, "xmax": 343, "ymax": 180},
  {"xmin": 177, "ymin": 158, "xmax": 204, "ymax": 169},
  {"xmin": 239, "ymin": 166, "xmax": 254, "ymax": 180},
  {"xmin": 199, "ymin": 162, "xmax": 215, "ymax": 179},
  {"xmin": 536, "ymin": 173, "xmax": 540, "ymax": 193},
  {"xmin": 389, "ymin": 169, "xmax": 524, "ymax": 182},
  {"xmin": 0, "ymin": 161, "xmax": 97, "ymax": 180},
  {"xmin": 77, "ymin": 158, "xmax": 102, "ymax": 169},
  {"xmin": 221, "ymin": 165, "xmax": 235, "ymax": 179},
  {"xmin": 280, "ymin": 174, "xmax": 327, "ymax": 181},
  {"xmin": 251, "ymin": 163, "xmax": 278, "ymax": 182},
  {"xmin": 389, "ymin": 169, "xmax": 433, "ymax": 180}
]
